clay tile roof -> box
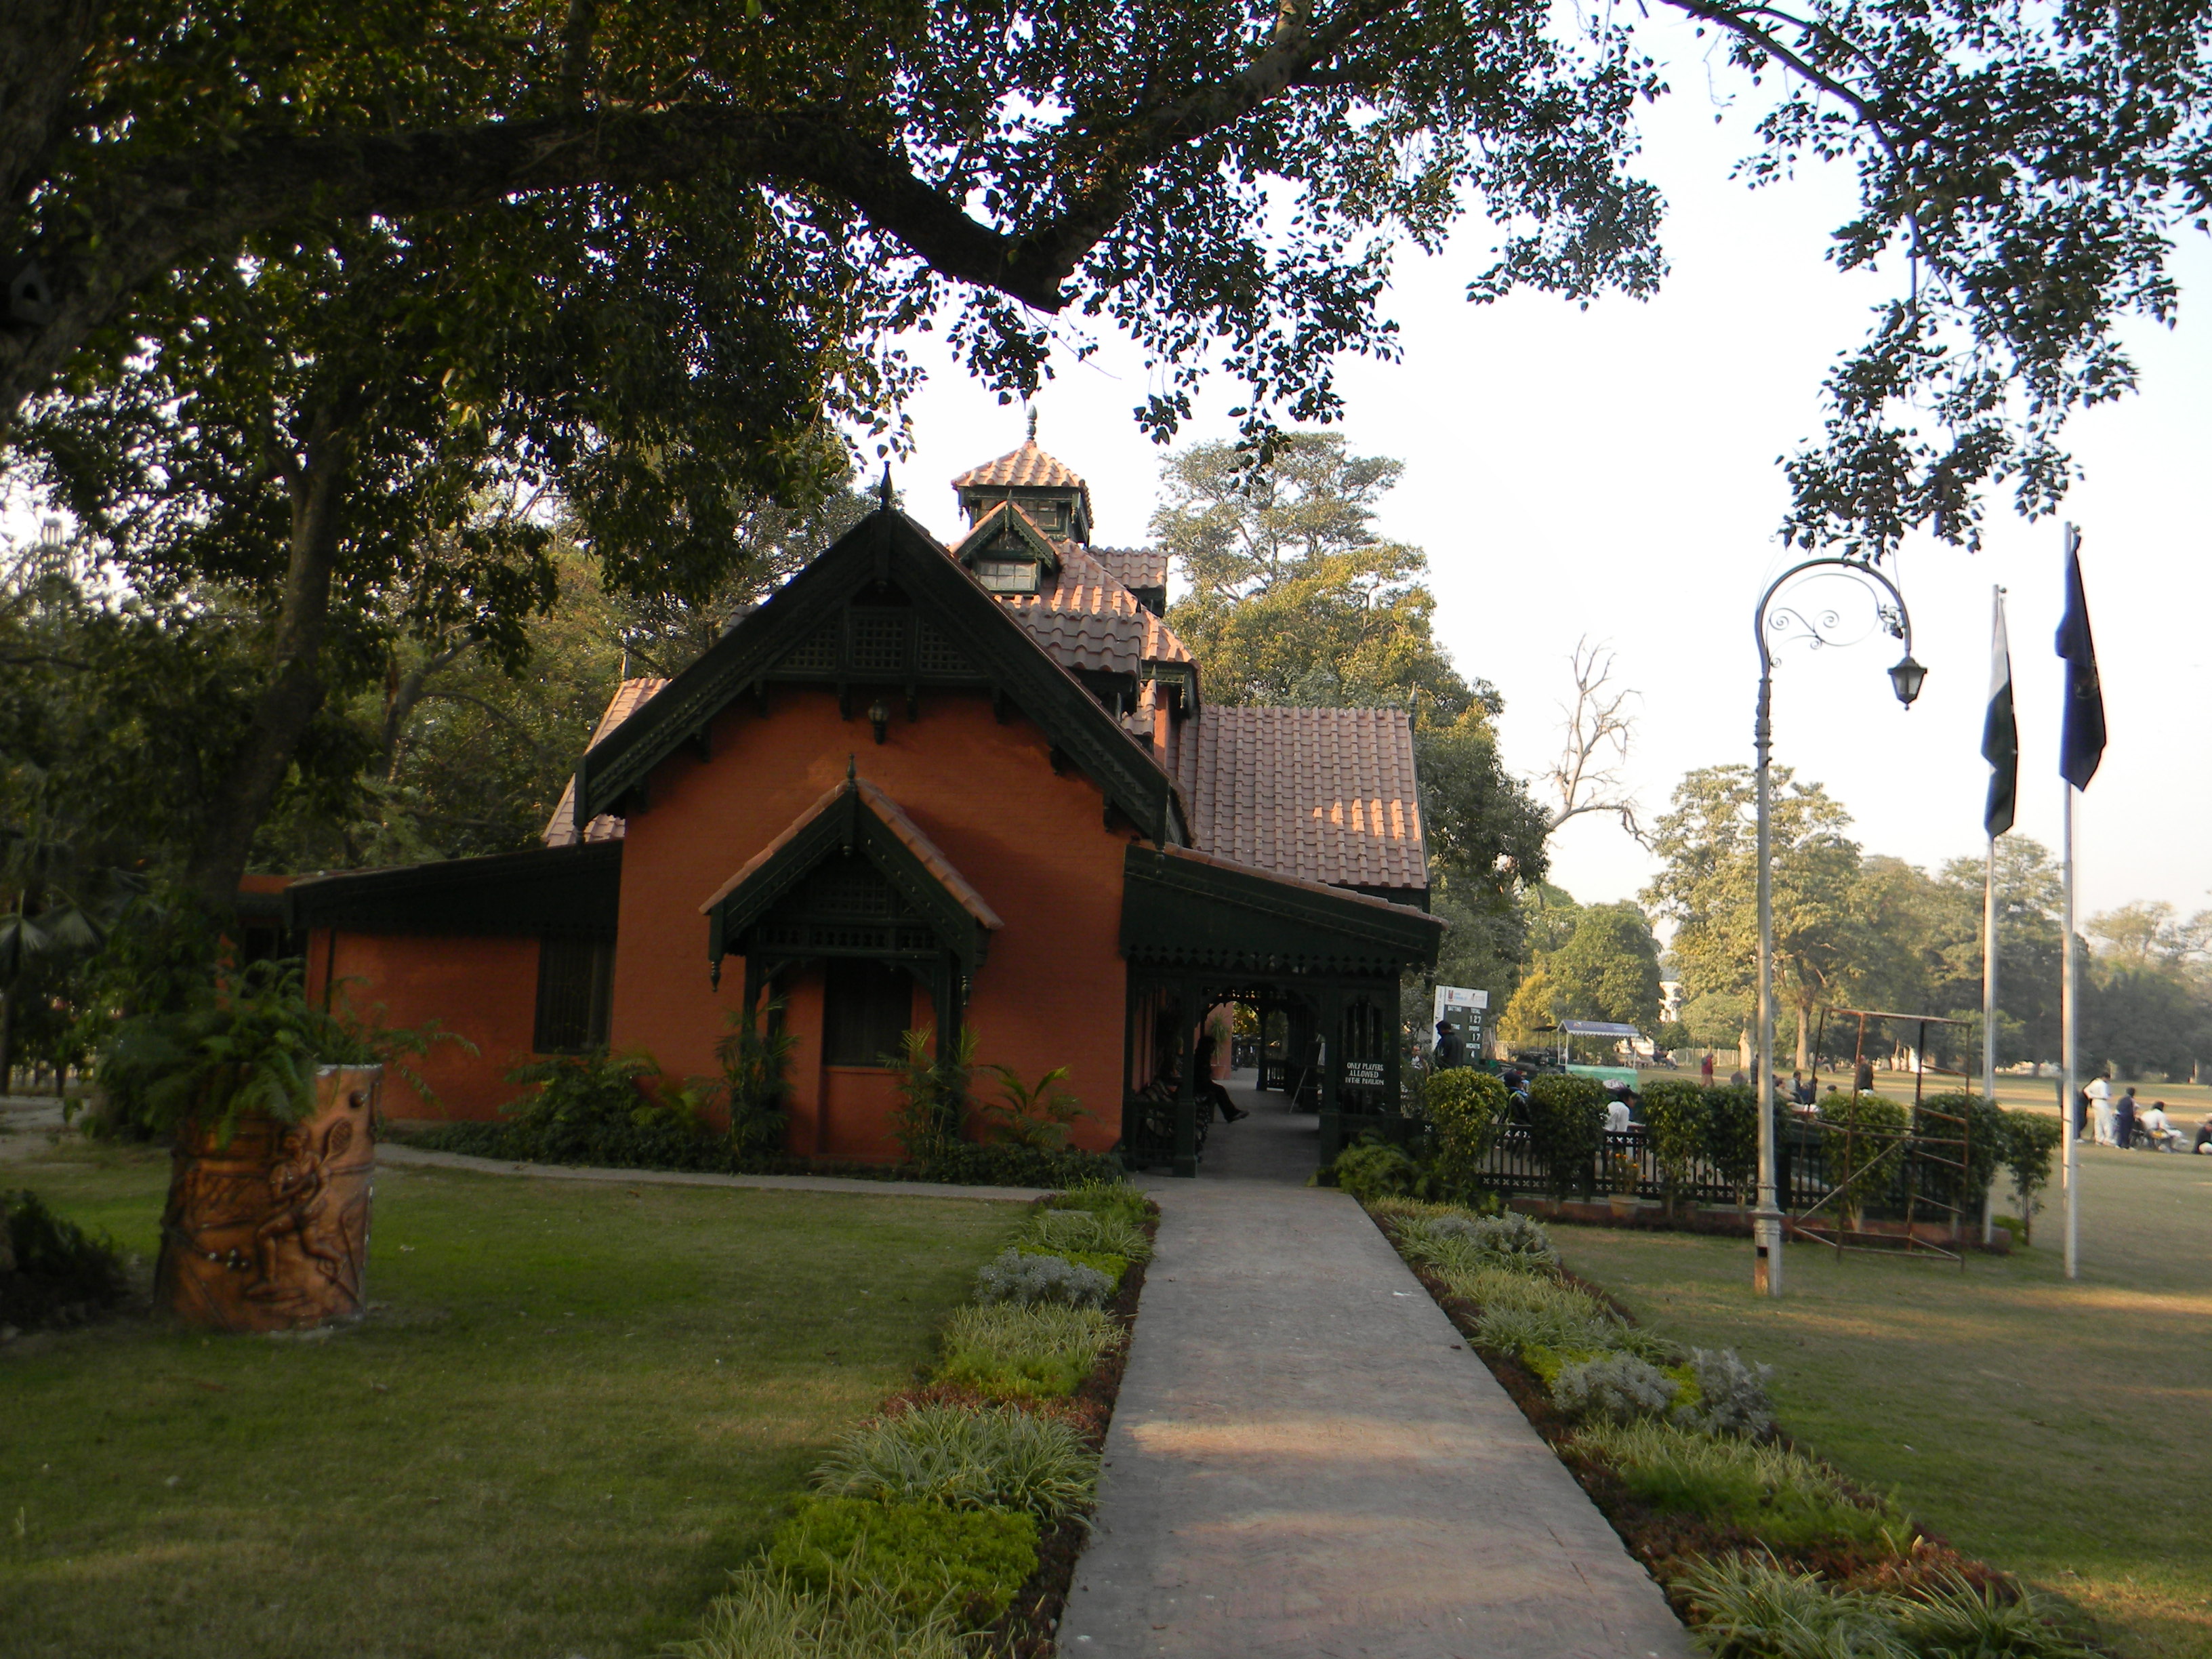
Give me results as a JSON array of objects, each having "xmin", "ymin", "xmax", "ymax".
[
  {"xmin": 1173, "ymin": 705, "xmax": 1429, "ymax": 893},
  {"xmin": 542, "ymin": 677, "xmax": 667, "ymax": 846},
  {"xmin": 994, "ymin": 544, "xmax": 1195, "ymax": 678},
  {"xmin": 698, "ymin": 775, "xmax": 1003, "ymax": 930},
  {"xmin": 951, "ymin": 442, "xmax": 1093, "ymax": 518},
  {"xmin": 1088, "ymin": 545, "xmax": 1168, "ymax": 592}
]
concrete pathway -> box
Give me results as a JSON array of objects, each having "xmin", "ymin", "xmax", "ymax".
[
  {"xmin": 1064, "ymin": 1078, "xmax": 1690, "ymax": 1658},
  {"xmin": 377, "ymin": 1141, "xmax": 1049, "ymax": 1202}
]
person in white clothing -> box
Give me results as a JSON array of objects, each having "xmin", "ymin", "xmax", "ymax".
[
  {"xmin": 2086, "ymin": 1073, "xmax": 2115, "ymax": 1145},
  {"xmin": 2138, "ymin": 1101, "xmax": 2179, "ymax": 1151}
]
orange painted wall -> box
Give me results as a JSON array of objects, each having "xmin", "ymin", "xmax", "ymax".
[
  {"xmin": 610, "ymin": 687, "xmax": 1134, "ymax": 1159},
  {"xmin": 306, "ymin": 928, "xmax": 541, "ymax": 1120}
]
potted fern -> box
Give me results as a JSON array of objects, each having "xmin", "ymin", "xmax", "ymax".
[{"xmin": 98, "ymin": 963, "xmax": 423, "ymax": 1333}]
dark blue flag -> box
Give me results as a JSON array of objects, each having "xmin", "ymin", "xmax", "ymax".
[
  {"xmin": 2055, "ymin": 530, "xmax": 2105, "ymax": 790},
  {"xmin": 1983, "ymin": 591, "xmax": 2016, "ymax": 836}
]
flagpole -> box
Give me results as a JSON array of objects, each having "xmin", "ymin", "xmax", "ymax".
[
  {"xmin": 1982, "ymin": 832, "xmax": 1998, "ymax": 1244},
  {"xmin": 2062, "ymin": 779, "xmax": 2080, "ymax": 1280}
]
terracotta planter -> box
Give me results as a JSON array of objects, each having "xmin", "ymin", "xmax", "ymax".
[
  {"xmin": 155, "ymin": 1065, "xmax": 382, "ymax": 1333},
  {"xmin": 1607, "ymin": 1193, "xmax": 1638, "ymax": 1219}
]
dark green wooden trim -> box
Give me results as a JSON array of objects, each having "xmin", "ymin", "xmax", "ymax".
[
  {"xmin": 578, "ymin": 508, "xmax": 1184, "ymax": 844},
  {"xmin": 951, "ymin": 505, "xmax": 1062, "ymax": 576},
  {"xmin": 283, "ymin": 843, "xmax": 621, "ymax": 939},
  {"xmin": 705, "ymin": 783, "xmax": 994, "ymax": 974},
  {"xmin": 1120, "ymin": 846, "xmax": 1443, "ymax": 977}
]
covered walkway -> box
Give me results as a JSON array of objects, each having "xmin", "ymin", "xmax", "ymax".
[{"xmin": 1064, "ymin": 1076, "xmax": 1689, "ymax": 1658}]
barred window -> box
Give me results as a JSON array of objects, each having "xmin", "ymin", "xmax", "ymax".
[
  {"xmin": 535, "ymin": 937, "xmax": 615, "ymax": 1054},
  {"xmin": 780, "ymin": 622, "xmax": 840, "ymax": 673},
  {"xmin": 822, "ymin": 959, "xmax": 912, "ymax": 1067},
  {"xmin": 848, "ymin": 611, "xmax": 909, "ymax": 674}
]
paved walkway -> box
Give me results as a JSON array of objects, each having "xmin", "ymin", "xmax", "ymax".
[
  {"xmin": 1063, "ymin": 1078, "xmax": 1689, "ymax": 1658},
  {"xmin": 377, "ymin": 1142, "xmax": 1049, "ymax": 1202}
]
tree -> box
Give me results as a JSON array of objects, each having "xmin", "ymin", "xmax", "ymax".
[
  {"xmin": 1546, "ymin": 902, "xmax": 1663, "ymax": 1030},
  {"xmin": 14, "ymin": 193, "xmax": 861, "ymax": 911},
  {"xmin": 1544, "ymin": 638, "xmax": 1644, "ymax": 844},
  {"xmin": 1498, "ymin": 967, "xmax": 1564, "ymax": 1047},
  {"xmin": 5, "ymin": 0, "xmax": 2204, "ymax": 553},
  {"xmin": 1643, "ymin": 764, "xmax": 1863, "ymax": 1071}
]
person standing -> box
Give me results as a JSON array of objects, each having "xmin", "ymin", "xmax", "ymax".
[
  {"xmin": 2114, "ymin": 1085, "xmax": 2139, "ymax": 1149},
  {"xmin": 2086, "ymin": 1071, "xmax": 2115, "ymax": 1145},
  {"xmin": 1700, "ymin": 1052, "xmax": 1715, "ymax": 1087},
  {"xmin": 1431, "ymin": 1020, "xmax": 1466, "ymax": 1071}
]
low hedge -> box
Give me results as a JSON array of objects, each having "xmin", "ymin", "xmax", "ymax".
[
  {"xmin": 766, "ymin": 1496, "xmax": 1039, "ymax": 1622},
  {"xmin": 1, "ymin": 1188, "xmax": 131, "ymax": 1330}
]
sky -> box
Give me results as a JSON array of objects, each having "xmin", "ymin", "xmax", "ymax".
[{"xmin": 886, "ymin": 24, "xmax": 2212, "ymax": 933}]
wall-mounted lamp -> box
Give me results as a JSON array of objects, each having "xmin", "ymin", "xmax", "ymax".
[
  {"xmin": 1887, "ymin": 655, "xmax": 1927, "ymax": 708},
  {"xmin": 867, "ymin": 695, "xmax": 889, "ymax": 744}
]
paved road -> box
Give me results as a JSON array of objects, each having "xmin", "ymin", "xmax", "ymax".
[{"xmin": 1063, "ymin": 1080, "xmax": 1690, "ymax": 1659}]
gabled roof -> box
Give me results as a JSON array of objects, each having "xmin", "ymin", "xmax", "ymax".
[
  {"xmin": 1173, "ymin": 705, "xmax": 1428, "ymax": 893},
  {"xmin": 575, "ymin": 506, "xmax": 1187, "ymax": 846},
  {"xmin": 951, "ymin": 500, "xmax": 1064, "ymax": 576},
  {"xmin": 701, "ymin": 773, "xmax": 1003, "ymax": 971},
  {"xmin": 544, "ymin": 677, "xmax": 667, "ymax": 846},
  {"xmin": 285, "ymin": 842, "xmax": 623, "ymax": 939}
]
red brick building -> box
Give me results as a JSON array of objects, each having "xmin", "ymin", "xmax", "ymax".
[{"xmin": 288, "ymin": 444, "xmax": 1441, "ymax": 1173}]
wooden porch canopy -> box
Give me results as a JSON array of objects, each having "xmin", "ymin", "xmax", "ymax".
[
  {"xmin": 700, "ymin": 771, "xmax": 1002, "ymax": 1041},
  {"xmin": 1120, "ymin": 844, "xmax": 1443, "ymax": 1174}
]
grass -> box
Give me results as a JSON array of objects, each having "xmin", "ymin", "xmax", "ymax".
[
  {"xmin": 1547, "ymin": 1138, "xmax": 2212, "ymax": 1658},
  {"xmin": 0, "ymin": 1141, "xmax": 1019, "ymax": 1659}
]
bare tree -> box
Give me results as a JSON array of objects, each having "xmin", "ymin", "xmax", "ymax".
[{"xmin": 1545, "ymin": 637, "xmax": 1645, "ymax": 844}]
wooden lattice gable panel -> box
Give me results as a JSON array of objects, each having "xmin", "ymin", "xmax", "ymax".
[
  {"xmin": 1120, "ymin": 844, "xmax": 1443, "ymax": 979},
  {"xmin": 575, "ymin": 506, "xmax": 1188, "ymax": 845},
  {"xmin": 699, "ymin": 774, "xmax": 1004, "ymax": 973},
  {"xmin": 949, "ymin": 500, "xmax": 1063, "ymax": 594}
]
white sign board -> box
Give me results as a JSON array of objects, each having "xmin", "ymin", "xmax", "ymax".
[{"xmin": 1433, "ymin": 985, "xmax": 1488, "ymax": 1027}]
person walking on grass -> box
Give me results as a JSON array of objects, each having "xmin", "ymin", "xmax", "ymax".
[
  {"xmin": 1700, "ymin": 1052, "xmax": 1715, "ymax": 1087},
  {"xmin": 2087, "ymin": 1071, "xmax": 2115, "ymax": 1145},
  {"xmin": 1432, "ymin": 1020, "xmax": 1465, "ymax": 1071}
]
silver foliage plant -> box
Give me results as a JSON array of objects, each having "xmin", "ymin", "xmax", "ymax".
[
  {"xmin": 1399, "ymin": 1210, "xmax": 1561, "ymax": 1272},
  {"xmin": 1553, "ymin": 1353, "xmax": 1681, "ymax": 1425},
  {"xmin": 1682, "ymin": 1347, "xmax": 1776, "ymax": 1439},
  {"xmin": 972, "ymin": 1248, "xmax": 1111, "ymax": 1309}
]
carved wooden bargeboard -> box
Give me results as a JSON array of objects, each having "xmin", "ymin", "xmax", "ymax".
[{"xmin": 156, "ymin": 1065, "xmax": 381, "ymax": 1332}]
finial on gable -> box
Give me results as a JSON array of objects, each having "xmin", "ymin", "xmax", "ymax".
[
  {"xmin": 1026, "ymin": 404, "xmax": 1038, "ymax": 443},
  {"xmin": 846, "ymin": 754, "xmax": 857, "ymax": 781},
  {"xmin": 878, "ymin": 463, "xmax": 893, "ymax": 510}
]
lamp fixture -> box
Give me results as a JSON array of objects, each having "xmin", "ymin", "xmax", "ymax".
[
  {"xmin": 1887, "ymin": 654, "xmax": 1927, "ymax": 708},
  {"xmin": 867, "ymin": 696, "xmax": 890, "ymax": 744}
]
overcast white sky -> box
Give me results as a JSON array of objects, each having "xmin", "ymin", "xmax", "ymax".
[{"xmin": 890, "ymin": 26, "xmax": 2212, "ymax": 930}]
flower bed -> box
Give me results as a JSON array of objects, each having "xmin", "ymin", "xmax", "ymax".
[
  {"xmin": 669, "ymin": 1181, "xmax": 1157, "ymax": 1658},
  {"xmin": 1364, "ymin": 1196, "xmax": 2102, "ymax": 1658}
]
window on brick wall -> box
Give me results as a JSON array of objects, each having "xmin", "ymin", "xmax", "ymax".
[
  {"xmin": 822, "ymin": 959, "xmax": 913, "ymax": 1066},
  {"xmin": 535, "ymin": 937, "xmax": 615, "ymax": 1054}
]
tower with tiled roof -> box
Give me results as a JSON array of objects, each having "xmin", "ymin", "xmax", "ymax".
[{"xmin": 951, "ymin": 411, "xmax": 1095, "ymax": 544}]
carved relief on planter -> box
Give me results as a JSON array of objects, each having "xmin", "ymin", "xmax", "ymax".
[{"xmin": 156, "ymin": 1065, "xmax": 382, "ymax": 1333}]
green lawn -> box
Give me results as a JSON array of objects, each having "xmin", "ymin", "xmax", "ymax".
[
  {"xmin": 0, "ymin": 1143, "xmax": 1020, "ymax": 1659},
  {"xmin": 1551, "ymin": 1140, "xmax": 2212, "ymax": 1659}
]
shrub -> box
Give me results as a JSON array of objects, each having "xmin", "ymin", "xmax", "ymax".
[
  {"xmin": 1573, "ymin": 1420, "xmax": 1909, "ymax": 1549},
  {"xmin": 1426, "ymin": 1069, "xmax": 1508, "ymax": 1193},
  {"xmin": 1997, "ymin": 1109, "xmax": 2062, "ymax": 1244},
  {"xmin": 492, "ymin": 1049, "xmax": 698, "ymax": 1168},
  {"xmin": 718, "ymin": 1000, "xmax": 798, "ymax": 1159},
  {"xmin": 1023, "ymin": 1206, "xmax": 1151, "ymax": 1263},
  {"xmin": 811, "ymin": 1404, "xmax": 1099, "ymax": 1521},
  {"xmin": 1329, "ymin": 1141, "xmax": 1420, "ymax": 1204},
  {"xmin": 937, "ymin": 1303, "xmax": 1121, "ymax": 1400},
  {"xmin": 1641, "ymin": 1079, "xmax": 1710, "ymax": 1208},
  {"xmin": 1527, "ymin": 1074, "xmax": 1608, "ymax": 1198},
  {"xmin": 766, "ymin": 1496, "xmax": 1039, "ymax": 1622},
  {"xmin": 1014, "ymin": 1243, "xmax": 1127, "ymax": 1290},
  {"xmin": 1472, "ymin": 1302, "xmax": 1626, "ymax": 1361},
  {"xmin": 669, "ymin": 1564, "xmax": 968, "ymax": 1659},
  {"xmin": 1672, "ymin": 1556, "xmax": 1910, "ymax": 1659},
  {"xmin": 1046, "ymin": 1181, "xmax": 1150, "ymax": 1228},
  {"xmin": 975, "ymin": 1064, "xmax": 1091, "ymax": 1151},
  {"xmin": 1703, "ymin": 1084, "xmax": 1761, "ymax": 1202},
  {"xmin": 0, "ymin": 1188, "xmax": 131, "ymax": 1329},
  {"xmin": 974, "ymin": 1248, "xmax": 1111, "ymax": 1308},
  {"xmin": 922, "ymin": 1143, "xmax": 1126, "ymax": 1189},
  {"xmin": 1553, "ymin": 1353, "xmax": 1682, "ymax": 1424},
  {"xmin": 1820, "ymin": 1094, "xmax": 1912, "ymax": 1224},
  {"xmin": 890, "ymin": 1027, "xmax": 975, "ymax": 1165},
  {"xmin": 1684, "ymin": 1347, "xmax": 1776, "ymax": 1437},
  {"xmin": 1395, "ymin": 1209, "xmax": 1560, "ymax": 1271},
  {"xmin": 1893, "ymin": 1569, "xmax": 2091, "ymax": 1658},
  {"xmin": 1431, "ymin": 1262, "xmax": 1608, "ymax": 1323}
]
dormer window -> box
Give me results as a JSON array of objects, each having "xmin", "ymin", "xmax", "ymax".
[{"xmin": 976, "ymin": 559, "xmax": 1039, "ymax": 593}]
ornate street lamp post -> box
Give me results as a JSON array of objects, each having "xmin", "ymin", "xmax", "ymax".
[{"xmin": 1752, "ymin": 558, "xmax": 1923, "ymax": 1297}]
